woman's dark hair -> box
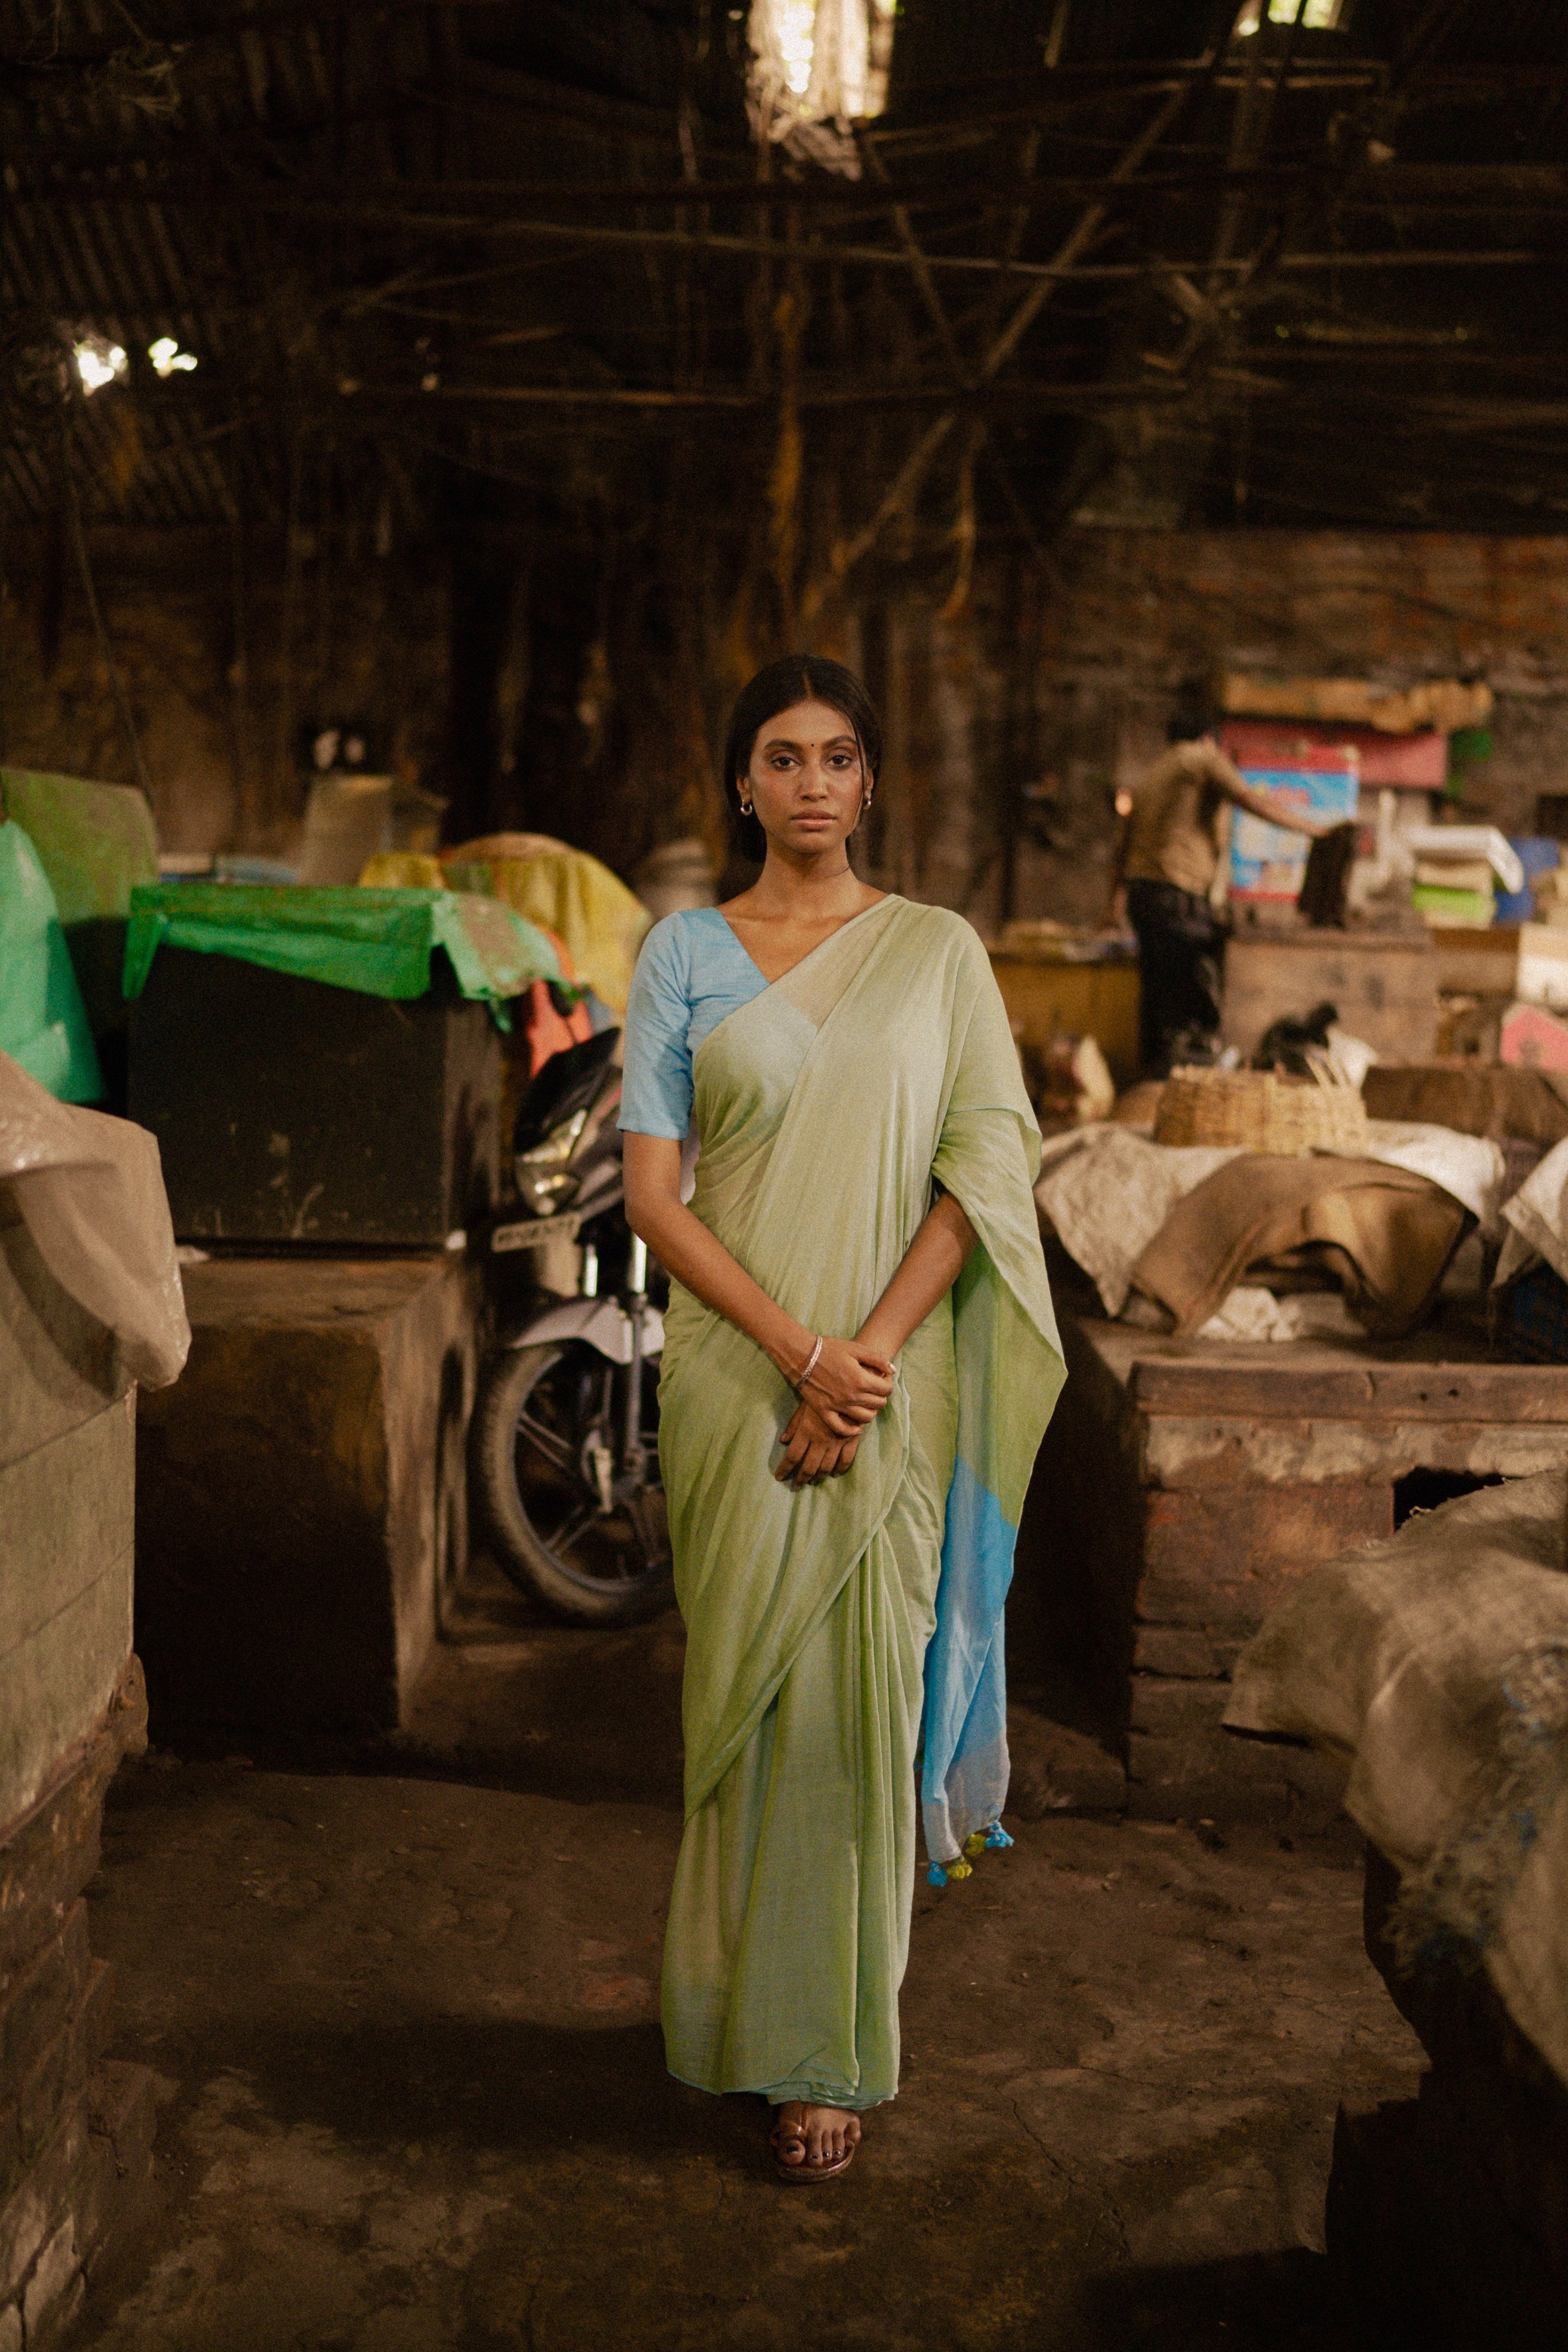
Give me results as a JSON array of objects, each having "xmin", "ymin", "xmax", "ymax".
[{"xmin": 723, "ymin": 655, "xmax": 883, "ymax": 862}]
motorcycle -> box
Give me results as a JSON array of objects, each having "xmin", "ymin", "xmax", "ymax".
[{"xmin": 468, "ymin": 1028, "xmax": 672, "ymax": 1625}]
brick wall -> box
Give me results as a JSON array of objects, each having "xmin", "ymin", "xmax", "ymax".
[
  {"xmin": 0, "ymin": 526, "xmax": 452, "ymax": 860},
  {"xmin": 1012, "ymin": 529, "xmax": 1568, "ymax": 927},
  {"xmin": 4, "ymin": 522, "xmax": 1565, "ymax": 918}
]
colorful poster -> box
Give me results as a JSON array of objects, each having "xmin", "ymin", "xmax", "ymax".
[{"xmin": 1229, "ymin": 763, "xmax": 1359, "ymax": 904}]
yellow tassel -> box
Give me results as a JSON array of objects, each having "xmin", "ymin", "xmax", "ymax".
[
  {"xmin": 946, "ymin": 1857, "xmax": 973, "ymax": 1880},
  {"xmin": 963, "ymin": 1831, "xmax": 987, "ymax": 1861}
]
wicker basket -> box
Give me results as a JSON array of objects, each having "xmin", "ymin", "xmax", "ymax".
[{"xmin": 1154, "ymin": 1064, "xmax": 1370, "ymax": 1156}]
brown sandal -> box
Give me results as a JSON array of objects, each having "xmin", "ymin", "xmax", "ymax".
[{"xmin": 768, "ymin": 2102, "xmax": 858, "ymax": 2185}]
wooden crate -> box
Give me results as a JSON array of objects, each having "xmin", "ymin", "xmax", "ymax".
[
  {"xmin": 1431, "ymin": 923, "xmax": 1520, "ymax": 998},
  {"xmin": 128, "ymin": 947, "xmax": 500, "ymax": 1246},
  {"xmin": 989, "ymin": 953, "xmax": 1141, "ymax": 1089},
  {"xmin": 1221, "ymin": 927, "xmax": 1438, "ymax": 1063}
]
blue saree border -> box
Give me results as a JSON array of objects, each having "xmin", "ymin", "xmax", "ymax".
[{"xmin": 921, "ymin": 1455, "xmax": 1017, "ymax": 1861}]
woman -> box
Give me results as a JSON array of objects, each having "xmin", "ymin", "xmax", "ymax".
[{"xmin": 620, "ymin": 656, "xmax": 1063, "ymax": 2183}]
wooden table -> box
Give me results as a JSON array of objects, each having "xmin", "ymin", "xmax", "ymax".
[{"xmin": 1020, "ymin": 1305, "xmax": 1568, "ymax": 1821}]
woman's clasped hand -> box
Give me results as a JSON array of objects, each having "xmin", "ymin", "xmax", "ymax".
[{"xmin": 776, "ymin": 1335, "xmax": 896, "ymax": 1488}]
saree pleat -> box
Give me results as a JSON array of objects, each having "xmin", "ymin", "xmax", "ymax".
[{"xmin": 658, "ymin": 898, "xmax": 1062, "ymax": 2109}]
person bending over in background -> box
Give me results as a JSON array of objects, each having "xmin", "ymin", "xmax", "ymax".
[
  {"xmin": 620, "ymin": 655, "xmax": 1062, "ymax": 2184},
  {"xmin": 1123, "ymin": 701, "xmax": 1330, "ymax": 1076}
]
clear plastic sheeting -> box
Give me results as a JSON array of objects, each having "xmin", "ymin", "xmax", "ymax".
[{"xmin": 0, "ymin": 1049, "xmax": 189, "ymax": 1388}]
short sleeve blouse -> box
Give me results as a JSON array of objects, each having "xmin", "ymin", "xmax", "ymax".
[{"xmin": 617, "ymin": 908, "xmax": 769, "ymax": 1138}]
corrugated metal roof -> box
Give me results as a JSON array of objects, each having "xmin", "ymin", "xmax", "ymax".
[{"xmin": 4, "ymin": 0, "xmax": 1568, "ymax": 536}]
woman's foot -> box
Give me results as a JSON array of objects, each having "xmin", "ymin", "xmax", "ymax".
[{"xmin": 769, "ymin": 2102, "xmax": 861, "ymax": 2183}]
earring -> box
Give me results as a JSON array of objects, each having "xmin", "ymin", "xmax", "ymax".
[{"xmin": 740, "ymin": 798, "xmax": 753, "ymax": 815}]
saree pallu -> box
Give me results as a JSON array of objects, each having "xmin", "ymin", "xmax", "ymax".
[{"xmin": 658, "ymin": 897, "xmax": 1063, "ymax": 2111}]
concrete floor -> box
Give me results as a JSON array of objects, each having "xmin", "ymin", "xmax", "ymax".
[{"xmin": 70, "ymin": 1571, "xmax": 1424, "ymax": 2352}]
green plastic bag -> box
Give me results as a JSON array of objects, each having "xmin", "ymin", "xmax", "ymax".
[
  {"xmin": 122, "ymin": 884, "xmax": 562, "ymax": 1028},
  {"xmin": 0, "ymin": 821, "xmax": 104, "ymax": 1102},
  {"xmin": 0, "ymin": 769, "xmax": 160, "ymax": 1064}
]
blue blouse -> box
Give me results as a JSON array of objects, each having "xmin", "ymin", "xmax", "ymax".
[{"xmin": 618, "ymin": 907, "xmax": 769, "ymax": 1138}]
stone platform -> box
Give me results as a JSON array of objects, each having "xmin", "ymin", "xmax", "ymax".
[
  {"xmin": 1028, "ymin": 1306, "xmax": 1568, "ymax": 1821},
  {"xmin": 1, "ymin": 1198, "xmax": 157, "ymax": 2344},
  {"xmin": 135, "ymin": 1252, "xmax": 483, "ymax": 1743}
]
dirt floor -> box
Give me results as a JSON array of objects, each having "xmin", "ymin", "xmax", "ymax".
[{"xmin": 70, "ymin": 1567, "xmax": 1424, "ymax": 2352}]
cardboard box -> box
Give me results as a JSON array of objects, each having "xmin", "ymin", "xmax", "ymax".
[
  {"xmin": 1501, "ymin": 1001, "xmax": 1568, "ymax": 1073},
  {"xmin": 1229, "ymin": 754, "xmax": 1359, "ymax": 905},
  {"xmin": 1517, "ymin": 924, "xmax": 1568, "ymax": 1014}
]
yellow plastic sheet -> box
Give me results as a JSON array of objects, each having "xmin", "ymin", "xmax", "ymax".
[
  {"xmin": 359, "ymin": 852, "xmax": 445, "ymax": 891},
  {"xmin": 362, "ymin": 837, "xmax": 650, "ymax": 1011}
]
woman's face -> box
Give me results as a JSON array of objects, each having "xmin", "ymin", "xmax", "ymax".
[{"xmin": 744, "ymin": 698, "xmax": 867, "ymax": 860}]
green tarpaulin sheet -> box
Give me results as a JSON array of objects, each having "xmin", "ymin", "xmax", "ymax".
[
  {"xmin": 0, "ymin": 821, "xmax": 104, "ymax": 1102},
  {"xmin": 123, "ymin": 884, "xmax": 563, "ymax": 1024}
]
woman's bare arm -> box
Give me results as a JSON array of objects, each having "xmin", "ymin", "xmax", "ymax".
[
  {"xmin": 775, "ymin": 1192, "xmax": 977, "ymax": 1487},
  {"xmin": 1205, "ymin": 746, "xmax": 1330, "ymax": 840},
  {"xmin": 622, "ymin": 1134, "xmax": 896, "ymax": 1442},
  {"xmin": 858, "ymin": 1190, "xmax": 976, "ymax": 1359}
]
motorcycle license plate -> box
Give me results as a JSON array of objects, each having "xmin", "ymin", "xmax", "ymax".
[{"xmin": 490, "ymin": 1210, "xmax": 582, "ymax": 1256}]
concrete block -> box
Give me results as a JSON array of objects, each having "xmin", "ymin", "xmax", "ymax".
[
  {"xmin": 1131, "ymin": 1626, "xmax": 1224, "ymax": 1678},
  {"xmin": 0, "ymin": 1215, "xmax": 124, "ymax": 1474},
  {"xmin": 1129, "ymin": 1677, "xmax": 1231, "ymax": 1740},
  {"xmin": 1138, "ymin": 1482, "xmax": 1393, "ymax": 1630},
  {"xmin": 0, "ymin": 1548, "xmax": 133, "ymax": 1851},
  {"xmin": 0, "ymin": 1705, "xmax": 127, "ymax": 1982},
  {"xmin": 0, "ymin": 1397, "xmax": 134, "ymax": 1657},
  {"xmin": 0, "ymin": 1906, "xmax": 89, "ymax": 2093},
  {"xmin": 1144, "ymin": 1411, "xmax": 1568, "ymax": 1490},
  {"xmin": 137, "ymin": 1254, "xmax": 482, "ymax": 1736},
  {"xmin": 1, "ymin": 1216, "xmax": 153, "ymax": 2338}
]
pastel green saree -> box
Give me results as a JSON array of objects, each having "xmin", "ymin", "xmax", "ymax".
[{"xmin": 659, "ymin": 896, "xmax": 1063, "ymax": 2112}]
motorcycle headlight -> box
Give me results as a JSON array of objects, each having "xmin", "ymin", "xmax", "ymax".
[{"xmin": 514, "ymin": 1108, "xmax": 588, "ymax": 1216}]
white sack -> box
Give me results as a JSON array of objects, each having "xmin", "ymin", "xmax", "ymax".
[{"xmin": 0, "ymin": 1048, "xmax": 189, "ymax": 1388}]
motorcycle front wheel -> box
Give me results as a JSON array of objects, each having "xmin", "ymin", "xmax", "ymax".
[{"xmin": 470, "ymin": 1340, "xmax": 673, "ymax": 1625}]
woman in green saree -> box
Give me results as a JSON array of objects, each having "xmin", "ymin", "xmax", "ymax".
[{"xmin": 621, "ymin": 656, "xmax": 1063, "ymax": 2182}]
